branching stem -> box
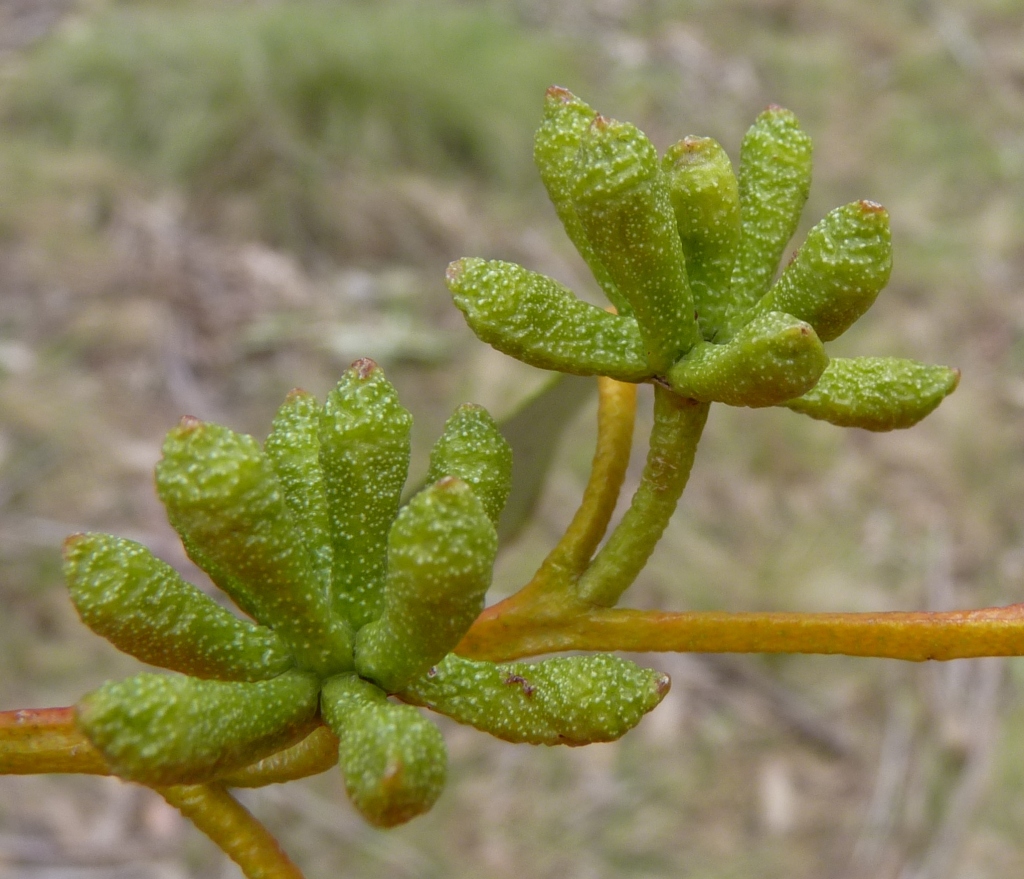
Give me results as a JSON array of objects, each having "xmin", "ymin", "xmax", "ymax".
[
  {"xmin": 471, "ymin": 376, "xmax": 637, "ymax": 628},
  {"xmin": 542, "ymin": 376, "xmax": 637, "ymax": 582},
  {"xmin": 576, "ymin": 386, "xmax": 709, "ymax": 606}
]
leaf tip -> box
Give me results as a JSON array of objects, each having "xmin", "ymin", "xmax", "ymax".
[
  {"xmin": 544, "ymin": 84, "xmax": 575, "ymax": 104},
  {"xmin": 350, "ymin": 357, "xmax": 379, "ymax": 380},
  {"xmin": 654, "ymin": 672, "xmax": 671, "ymax": 698},
  {"xmin": 445, "ymin": 258, "xmax": 467, "ymax": 288},
  {"xmin": 176, "ymin": 415, "xmax": 203, "ymax": 435},
  {"xmin": 62, "ymin": 532, "xmax": 87, "ymax": 558}
]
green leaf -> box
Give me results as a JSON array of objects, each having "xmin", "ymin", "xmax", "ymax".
[
  {"xmin": 321, "ymin": 674, "xmax": 446, "ymax": 828},
  {"xmin": 667, "ymin": 311, "xmax": 827, "ymax": 407},
  {"xmin": 355, "ymin": 478, "xmax": 497, "ymax": 693},
  {"xmin": 781, "ymin": 357, "xmax": 960, "ymax": 430},
  {"xmin": 64, "ymin": 533, "xmax": 292, "ymax": 681},
  {"xmin": 401, "ymin": 653, "xmax": 670, "ymax": 745},
  {"xmin": 573, "ymin": 115, "xmax": 700, "ymax": 372},
  {"xmin": 156, "ymin": 418, "xmax": 352, "ymax": 676},
  {"xmin": 76, "ymin": 669, "xmax": 320, "ymax": 785},
  {"xmin": 727, "ymin": 106, "xmax": 813, "ymax": 324},
  {"xmin": 751, "ymin": 200, "xmax": 892, "ymax": 342},
  {"xmin": 446, "ymin": 257, "xmax": 650, "ymax": 381},
  {"xmin": 426, "ymin": 403, "xmax": 512, "ymax": 529},
  {"xmin": 265, "ymin": 389, "xmax": 333, "ymax": 594},
  {"xmin": 662, "ymin": 136, "xmax": 741, "ymax": 340},
  {"xmin": 533, "ymin": 86, "xmax": 629, "ymax": 313},
  {"xmin": 319, "ymin": 359, "xmax": 412, "ymax": 630}
]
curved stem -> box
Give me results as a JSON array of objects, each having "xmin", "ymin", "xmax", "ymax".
[
  {"xmin": 221, "ymin": 724, "xmax": 339, "ymax": 788},
  {"xmin": 460, "ymin": 603, "xmax": 1024, "ymax": 663},
  {"xmin": 541, "ymin": 376, "xmax": 637, "ymax": 582},
  {"xmin": 576, "ymin": 386, "xmax": 709, "ymax": 606},
  {"xmin": 159, "ymin": 783, "xmax": 305, "ymax": 879},
  {"xmin": 462, "ymin": 377, "xmax": 637, "ymax": 653}
]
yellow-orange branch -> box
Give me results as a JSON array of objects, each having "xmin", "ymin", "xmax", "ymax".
[
  {"xmin": 541, "ymin": 376, "xmax": 637, "ymax": 581},
  {"xmin": 459, "ymin": 603, "xmax": 1024, "ymax": 663},
  {"xmin": 0, "ymin": 706, "xmax": 109, "ymax": 775},
  {"xmin": 0, "ymin": 709, "xmax": 336, "ymax": 788},
  {"xmin": 159, "ymin": 783, "xmax": 305, "ymax": 879}
]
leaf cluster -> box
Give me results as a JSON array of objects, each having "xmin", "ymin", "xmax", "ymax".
[
  {"xmin": 65, "ymin": 357, "xmax": 668, "ymax": 828},
  {"xmin": 449, "ymin": 88, "xmax": 958, "ymax": 430}
]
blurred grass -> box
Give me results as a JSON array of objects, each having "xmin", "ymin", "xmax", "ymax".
[
  {"xmin": 2, "ymin": 0, "xmax": 1024, "ymax": 877},
  {"xmin": 2, "ymin": 0, "xmax": 578, "ymax": 255}
]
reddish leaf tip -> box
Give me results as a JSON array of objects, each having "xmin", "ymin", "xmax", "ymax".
[
  {"xmin": 545, "ymin": 85, "xmax": 574, "ymax": 103},
  {"xmin": 176, "ymin": 415, "xmax": 203, "ymax": 433},
  {"xmin": 351, "ymin": 357, "xmax": 379, "ymax": 380},
  {"xmin": 62, "ymin": 533, "xmax": 86, "ymax": 556},
  {"xmin": 445, "ymin": 259, "xmax": 466, "ymax": 286}
]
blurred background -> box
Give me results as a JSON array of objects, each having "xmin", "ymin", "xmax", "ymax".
[{"xmin": 1, "ymin": 0, "xmax": 1024, "ymax": 876}]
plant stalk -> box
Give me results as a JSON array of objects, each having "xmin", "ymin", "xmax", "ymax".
[
  {"xmin": 575, "ymin": 386, "xmax": 708, "ymax": 606},
  {"xmin": 159, "ymin": 783, "xmax": 306, "ymax": 879},
  {"xmin": 460, "ymin": 603, "xmax": 1024, "ymax": 663}
]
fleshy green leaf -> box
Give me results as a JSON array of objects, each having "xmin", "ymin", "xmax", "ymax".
[
  {"xmin": 319, "ymin": 359, "xmax": 412, "ymax": 630},
  {"xmin": 781, "ymin": 357, "xmax": 960, "ymax": 430},
  {"xmin": 666, "ymin": 311, "xmax": 827, "ymax": 407},
  {"xmin": 662, "ymin": 136, "xmax": 741, "ymax": 340},
  {"xmin": 355, "ymin": 478, "xmax": 497, "ymax": 693},
  {"xmin": 727, "ymin": 106, "xmax": 813, "ymax": 325},
  {"xmin": 573, "ymin": 115, "xmax": 700, "ymax": 372},
  {"xmin": 401, "ymin": 653, "xmax": 670, "ymax": 746},
  {"xmin": 426, "ymin": 403, "xmax": 512, "ymax": 529},
  {"xmin": 76, "ymin": 669, "xmax": 320, "ymax": 785},
  {"xmin": 321, "ymin": 674, "xmax": 446, "ymax": 828},
  {"xmin": 447, "ymin": 257, "xmax": 650, "ymax": 381},
  {"xmin": 751, "ymin": 200, "xmax": 891, "ymax": 342},
  {"xmin": 265, "ymin": 389, "xmax": 333, "ymax": 593},
  {"xmin": 64, "ymin": 533, "xmax": 292, "ymax": 681},
  {"xmin": 533, "ymin": 85, "xmax": 629, "ymax": 313},
  {"xmin": 156, "ymin": 418, "xmax": 352, "ymax": 676}
]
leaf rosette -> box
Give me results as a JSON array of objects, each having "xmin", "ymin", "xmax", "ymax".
[
  {"xmin": 447, "ymin": 88, "xmax": 958, "ymax": 430},
  {"xmin": 64, "ymin": 358, "xmax": 669, "ymax": 827}
]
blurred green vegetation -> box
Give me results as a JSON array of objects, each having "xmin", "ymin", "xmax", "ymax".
[
  {"xmin": 2, "ymin": 1, "xmax": 1024, "ymax": 878},
  {"xmin": 3, "ymin": 0, "xmax": 578, "ymax": 254}
]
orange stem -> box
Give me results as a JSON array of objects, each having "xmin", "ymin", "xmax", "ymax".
[
  {"xmin": 0, "ymin": 707, "xmax": 336, "ymax": 788},
  {"xmin": 469, "ymin": 377, "xmax": 637, "ymax": 634},
  {"xmin": 461, "ymin": 603, "xmax": 1024, "ymax": 663},
  {"xmin": 0, "ymin": 706, "xmax": 109, "ymax": 775},
  {"xmin": 159, "ymin": 783, "xmax": 305, "ymax": 879},
  {"xmin": 540, "ymin": 376, "xmax": 637, "ymax": 582}
]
